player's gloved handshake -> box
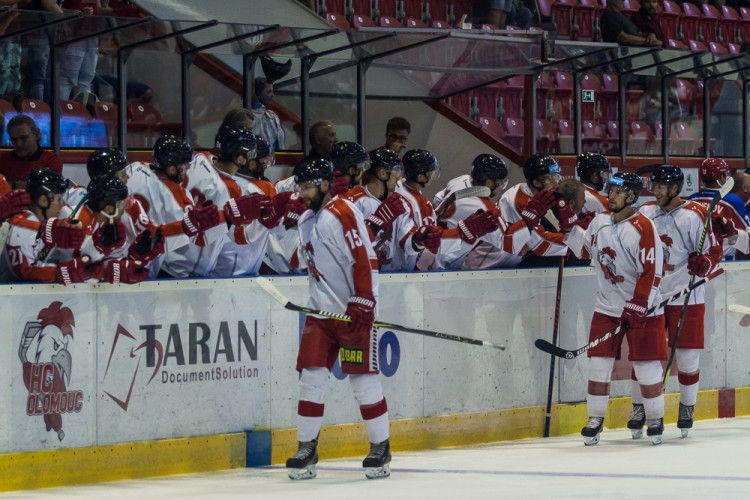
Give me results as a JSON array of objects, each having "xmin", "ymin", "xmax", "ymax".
[
  {"xmin": 346, "ymin": 292, "xmax": 376, "ymax": 336},
  {"xmin": 128, "ymin": 228, "xmax": 165, "ymax": 264},
  {"xmin": 687, "ymin": 252, "xmax": 712, "ymax": 277},
  {"xmin": 521, "ymin": 190, "xmax": 556, "ymax": 229},
  {"xmin": 552, "ymin": 193, "xmax": 579, "ymax": 231},
  {"xmin": 105, "ymin": 259, "xmax": 149, "ymax": 284},
  {"xmin": 183, "ymin": 201, "xmax": 220, "ymax": 236},
  {"xmin": 367, "ymin": 193, "xmax": 407, "ymax": 235},
  {"xmin": 412, "ymin": 225, "xmax": 442, "ymax": 253},
  {"xmin": 620, "ymin": 298, "xmax": 648, "ymax": 331},
  {"xmin": 457, "ymin": 209, "xmax": 498, "ymax": 244},
  {"xmin": 0, "ymin": 189, "xmax": 30, "ymax": 220},
  {"xmin": 40, "ymin": 217, "xmax": 86, "ymax": 249},
  {"xmin": 56, "ymin": 256, "xmax": 103, "ymax": 285},
  {"xmin": 92, "ymin": 221, "xmax": 126, "ymax": 255},
  {"xmin": 710, "ymin": 214, "xmax": 735, "ymax": 239},
  {"xmin": 223, "ymin": 194, "xmax": 268, "ymax": 227}
]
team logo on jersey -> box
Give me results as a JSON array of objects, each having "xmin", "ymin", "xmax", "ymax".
[
  {"xmin": 18, "ymin": 302, "xmax": 83, "ymax": 441},
  {"xmin": 598, "ymin": 247, "xmax": 624, "ymax": 284},
  {"xmin": 659, "ymin": 235, "xmax": 675, "ymax": 272}
]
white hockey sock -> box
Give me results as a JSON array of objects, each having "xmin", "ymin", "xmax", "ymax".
[
  {"xmin": 586, "ymin": 357, "xmax": 614, "ymax": 417},
  {"xmin": 630, "ymin": 378, "xmax": 643, "ymax": 405},
  {"xmin": 350, "ymin": 374, "xmax": 390, "ymax": 443},
  {"xmin": 634, "ymin": 361, "xmax": 664, "ymax": 419},
  {"xmin": 297, "ymin": 367, "xmax": 330, "ymax": 442},
  {"xmin": 676, "ymin": 348, "xmax": 700, "ymax": 406}
]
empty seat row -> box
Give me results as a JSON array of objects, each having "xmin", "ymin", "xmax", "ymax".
[{"xmin": 320, "ymin": 0, "xmax": 473, "ymax": 29}]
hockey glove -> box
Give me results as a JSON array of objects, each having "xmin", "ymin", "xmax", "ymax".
[
  {"xmin": 259, "ymin": 191, "xmax": 294, "ymax": 229},
  {"xmin": 345, "ymin": 292, "xmax": 376, "ymax": 336},
  {"xmin": 0, "ymin": 189, "xmax": 30, "ymax": 219},
  {"xmin": 40, "ymin": 217, "xmax": 86, "ymax": 249},
  {"xmin": 412, "ymin": 225, "xmax": 443, "ymax": 253},
  {"xmin": 330, "ymin": 171, "xmax": 350, "ymax": 199},
  {"xmin": 223, "ymin": 194, "xmax": 269, "ymax": 226},
  {"xmin": 367, "ymin": 193, "xmax": 407, "ymax": 235},
  {"xmin": 182, "ymin": 201, "xmax": 220, "ymax": 236},
  {"xmin": 106, "ymin": 259, "xmax": 149, "ymax": 284},
  {"xmin": 710, "ymin": 214, "xmax": 735, "ymax": 239},
  {"xmin": 283, "ymin": 195, "xmax": 307, "ymax": 228},
  {"xmin": 687, "ymin": 252, "xmax": 712, "ymax": 277},
  {"xmin": 92, "ymin": 221, "xmax": 126, "ymax": 256},
  {"xmin": 457, "ymin": 209, "xmax": 498, "ymax": 245},
  {"xmin": 128, "ymin": 228, "xmax": 165, "ymax": 263},
  {"xmin": 553, "ymin": 193, "xmax": 579, "ymax": 230},
  {"xmin": 520, "ymin": 190, "xmax": 556, "ymax": 229},
  {"xmin": 56, "ymin": 256, "xmax": 103, "ymax": 285},
  {"xmin": 575, "ymin": 211, "xmax": 596, "ymax": 231},
  {"xmin": 620, "ymin": 298, "xmax": 648, "ymax": 331}
]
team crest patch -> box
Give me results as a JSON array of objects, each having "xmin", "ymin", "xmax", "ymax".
[{"xmin": 598, "ymin": 247, "xmax": 624, "ymax": 284}]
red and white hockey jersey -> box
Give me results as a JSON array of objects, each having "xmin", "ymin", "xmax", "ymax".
[
  {"xmin": 583, "ymin": 185, "xmax": 609, "ymax": 214},
  {"xmin": 639, "ymin": 200, "xmax": 721, "ymax": 304},
  {"xmin": 566, "ymin": 211, "xmax": 663, "ymax": 317},
  {"xmin": 297, "ymin": 197, "xmax": 379, "ymax": 314},
  {"xmin": 0, "ymin": 212, "xmax": 69, "ymax": 282}
]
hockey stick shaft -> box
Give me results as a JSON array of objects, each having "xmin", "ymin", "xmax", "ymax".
[
  {"xmin": 728, "ymin": 303, "xmax": 750, "ymax": 315},
  {"xmin": 255, "ymin": 277, "xmax": 506, "ymax": 350},
  {"xmin": 435, "ymin": 186, "xmax": 491, "ymax": 222},
  {"xmin": 534, "ymin": 267, "xmax": 725, "ymax": 359},
  {"xmin": 544, "ymin": 256, "xmax": 565, "ymax": 438},
  {"xmin": 663, "ymin": 179, "xmax": 733, "ymax": 385}
]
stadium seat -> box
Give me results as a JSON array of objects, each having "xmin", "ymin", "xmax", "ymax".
[
  {"xmin": 709, "ymin": 41, "xmax": 727, "ymax": 53},
  {"xmin": 405, "ymin": 17, "xmax": 427, "ymax": 28},
  {"xmin": 431, "ymin": 19, "xmax": 452, "ymax": 29},
  {"xmin": 582, "ymin": 120, "xmax": 606, "ymax": 153},
  {"xmin": 478, "ymin": 115, "xmax": 506, "ymax": 141},
  {"xmin": 739, "ymin": 7, "xmax": 750, "ymax": 41},
  {"xmin": 20, "ymin": 99, "xmax": 51, "ymax": 146},
  {"xmin": 660, "ymin": 1, "xmax": 683, "ymax": 43},
  {"xmin": 127, "ymin": 102, "xmax": 181, "ymax": 148},
  {"xmin": 689, "ymin": 39, "xmax": 708, "ymax": 51},
  {"xmin": 379, "ymin": 16, "xmax": 403, "ymax": 27},
  {"xmin": 551, "ymin": 0, "xmax": 575, "ymax": 38},
  {"xmin": 537, "ymin": 0, "xmax": 554, "ymax": 18},
  {"xmin": 581, "ymin": 73, "xmax": 602, "ymax": 121},
  {"xmin": 351, "ymin": 0, "xmax": 369, "ymax": 17},
  {"xmin": 653, "ymin": 121, "xmax": 664, "ymax": 155},
  {"xmin": 700, "ymin": 4, "xmax": 720, "ymax": 43},
  {"xmin": 668, "ymin": 38, "xmax": 687, "ymax": 49},
  {"xmin": 675, "ymin": 78, "xmax": 697, "ymax": 116},
  {"xmin": 499, "ymin": 75, "xmax": 524, "ymax": 118},
  {"xmin": 535, "ymin": 118, "xmax": 559, "ymax": 153},
  {"xmin": 552, "ymin": 71, "xmax": 573, "ymax": 120},
  {"xmin": 351, "ymin": 14, "xmax": 377, "ymax": 28},
  {"xmin": 720, "ymin": 6, "xmax": 740, "ymax": 45},
  {"xmin": 729, "ymin": 42, "xmax": 741, "ymax": 54},
  {"xmin": 680, "ymin": 2, "xmax": 702, "ymax": 42},
  {"xmin": 575, "ymin": 0, "xmax": 601, "ymax": 40},
  {"xmin": 504, "ymin": 117, "xmax": 525, "ymax": 150},
  {"xmin": 326, "ymin": 12, "xmax": 352, "ymax": 31},
  {"xmin": 628, "ymin": 120, "xmax": 655, "ymax": 155},
  {"xmin": 622, "ymin": 0, "xmax": 640, "ymax": 17},
  {"xmin": 475, "ymin": 83, "xmax": 502, "ymax": 118},
  {"xmin": 536, "ymin": 72, "xmax": 556, "ymax": 119},
  {"xmin": 59, "ymin": 101, "xmax": 91, "ymax": 148},
  {"xmin": 0, "ymin": 98, "xmax": 17, "ymax": 146},
  {"xmin": 671, "ymin": 121, "xmax": 697, "ymax": 155},
  {"xmin": 557, "ymin": 119, "xmax": 575, "ymax": 153},
  {"xmin": 605, "ymin": 120, "xmax": 620, "ymax": 154},
  {"xmin": 600, "ymin": 73, "xmax": 619, "ymax": 123}
]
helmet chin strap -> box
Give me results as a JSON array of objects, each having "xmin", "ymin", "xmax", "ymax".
[{"xmin": 102, "ymin": 205, "xmax": 122, "ymax": 225}]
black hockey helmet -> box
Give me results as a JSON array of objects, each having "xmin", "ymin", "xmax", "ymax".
[
  {"xmin": 651, "ymin": 164, "xmax": 684, "ymax": 191},
  {"xmin": 368, "ymin": 148, "xmax": 402, "ymax": 174},
  {"xmin": 86, "ymin": 148, "xmax": 127, "ymax": 180},
  {"xmin": 575, "ymin": 152, "xmax": 611, "ymax": 180},
  {"xmin": 85, "ymin": 176, "xmax": 129, "ymax": 212},
  {"xmin": 26, "ymin": 168, "xmax": 69, "ymax": 201},
  {"xmin": 255, "ymin": 136, "xmax": 271, "ymax": 160},
  {"xmin": 215, "ymin": 125, "xmax": 257, "ymax": 163},
  {"xmin": 471, "ymin": 154, "xmax": 508, "ymax": 184},
  {"xmin": 153, "ymin": 135, "xmax": 193, "ymax": 170},
  {"xmin": 607, "ymin": 172, "xmax": 643, "ymax": 204},
  {"xmin": 523, "ymin": 153, "xmax": 560, "ymax": 182},
  {"xmin": 402, "ymin": 148, "xmax": 439, "ymax": 181},
  {"xmin": 294, "ymin": 158, "xmax": 334, "ymax": 186},
  {"xmin": 330, "ymin": 141, "xmax": 369, "ymax": 173}
]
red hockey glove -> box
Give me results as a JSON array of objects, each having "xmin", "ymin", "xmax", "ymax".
[
  {"xmin": 56, "ymin": 256, "xmax": 103, "ymax": 285},
  {"xmin": 553, "ymin": 194, "xmax": 579, "ymax": 230},
  {"xmin": 0, "ymin": 189, "xmax": 30, "ymax": 219},
  {"xmin": 575, "ymin": 211, "xmax": 596, "ymax": 231},
  {"xmin": 283, "ymin": 195, "xmax": 306, "ymax": 228},
  {"xmin": 710, "ymin": 214, "xmax": 735, "ymax": 239},
  {"xmin": 457, "ymin": 209, "xmax": 499, "ymax": 244},
  {"xmin": 620, "ymin": 298, "xmax": 648, "ymax": 331},
  {"xmin": 412, "ymin": 225, "xmax": 443, "ymax": 253},
  {"xmin": 182, "ymin": 201, "xmax": 220, "ymax": 236},
  {"xmin": 106, "ymin": 259, "xmax": 149, "ymax": 284},
  {"xmin": 521, "ymin": 190, "xmax": 556, "ymax": 229},
  {"xmin": 259, "ymin": 191, "xmax": 294, "ymax": 228},
  {"xmin": 345, "ymin": 292, "xmax": 376, "ymax": 336},
  {"xmin": 223, "ymin": 194, "xmax": 269, "ymax": 226},
  {"xmin": 367, "ymin": 193, "xmax": 407, "ymax": 234},
  {"xmin": 687, "ymin": 252, "xmax": 712, "ymax": 277},
  {"xmin": 40, "ymin": 217, "xmax": 86, "ymax": 249},
  {"xmin": 128, "ymin": 228, "xmax": 165, "ymax": 263},
  {"xmin": 92, "ymin": 221, "xmax": 126, "ymax": 256},
  {"xmin": 330, "ymin": 171, "xmax": 349, "ymax": 198}
]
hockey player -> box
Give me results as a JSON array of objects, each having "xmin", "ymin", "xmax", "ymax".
[
  {"xmin": 127, "ymin": 136, "xmax": 227, "ymax": 277},
  {"xmin": 330, "ymin": 141, "xmax": 369, "ymax": 196},
  {"xmin": 689, "ymin": 158, "xmax": 749, "ymax": 260},
  {"xmin": 395, "ymin": 148, "xmax": 441, "ymax": 227},
  {"xmin": 286, "ymin": 158, "xmax": 391, "ymax": 480},
  {"xmin": 575, "ymin": 152, "xmax": 611, "ymax": 214},
  {"xmin": 637, "ymin": 165, "xmax": 721, "ymax": 438},
  {"xmin": 0, "ymin": 168, "xmax": 93, "ymax": 284},
  {"xmin": 565, "ymin": 172, "xmax": 667, "ymax": 446}
]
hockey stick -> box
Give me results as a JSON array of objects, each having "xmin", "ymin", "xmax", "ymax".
[
  {"xmin": 543, "ymin": 256, "xmax": 565, "ymax": 438},
  {"xmin": 728, "ymin": 303, "xmax": 750, "ymax": 315},
  {"xmin": 663, "ymin": 177, "xmax": 734, "ymax": 386},
  {"xmin": 255, "ymin": 277, "xmax": 506, "ymax": 350},
  {"xmin": 534, "ymin": 267, "xmax": 725, "ymax": 359}
]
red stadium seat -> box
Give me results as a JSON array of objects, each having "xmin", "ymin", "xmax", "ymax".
[
  {"xmin": 600, "ymin": 73, "xmax": 619, "ymax": 123},
  {"xmin": 551, "ymin": 0, "xmax": 576, "ymax": 38},
  {"xmin": 660, "ymin": 1, "xmax": 684, "ymax": 43},
  {"xmin": 405, "ymin": 17, "xmax": 427, "ymax": 28},
  {"xmin": 552, "ymin": 71, "xmax": 574, "ymax": 120},
  {"xmin": 576, "ymin": 0, "xmax": 602, "ymax": 40},
  {"xmin": 709, "ymin": 41, "xmax": 727, "ymax": 53},
  {"xmin": 700, "ymin": 4, "xmax": 720, "ymax": 43},
  {"xmin": 431, "ymin": 19, "xmax": 452, "ymax": 29},
  {"xmin": 582, "ymin": 120, "xmax": 606, "ymax": 153},
  {"xmin": 499, "ymin": 75, "xmax": 524, "ymax": 118},
  {"xmin": 622, "ymin": 0, "xmax": 640, "ymax": 17},
  {"xmin": 59, "ymin": 100, "xmax": 91, "ymax": 147},
  {"xmin": 504, "ymin": 117, "xmax": 525, "ymax": 149},
  {"xmin": 689, "ymin": 39, "xmax": 708, "ymax": 51},
  {"xmin": 729, "ymin": 42, "xmax": 741, "ymax": 54},
  {"xmin": 671, "ymin": 121, "xmax": 697, "ymax": 155},
  {"xmin": 351, "ymin": 14, "xmax": 377, "ymax": 28},
  {"xmin": 628, "ymin": 121, "xmax": 655, "ymax": 155},
  {"xmin": 740, "ymin": 7, "xmax": 750, "ymax": 41},
  {"xmin": 720, "ymin": 6, "xmax": 740, "ymax": 45},
  {"xmin": 536, "ymin": 72, "xmax": 556, "ymax": 119},
  {"xmin": 379, "ymin": 16, "xmax": 403, "ymax": 28},
  {"xmin": 605, "ymin": 120, "xmax": 620, "ymax": 154},
  {"xmin": 127, "ymin": 102, "xmax": 181, "ymax": 148},
  {"xmin": 535, "ymin": 118, "xmax": 559, "ymax": 153},
  {"xmin": 668, "ymin": 38, "xmax": 687, "ymax": 50},
  {"xmin": 680, "ymin": 2, "xmax": 702, "ymax": 43},
  {"xmin": 478, "ymin": 115, "xmax": 506, "ymax": 140},
  {"xmin": 326, "ymin": 12, "xmax": 351, "ymax": 31},
  {"xmin": 557, "ymin": 119, "xmax": 575, "ymax": 152}
]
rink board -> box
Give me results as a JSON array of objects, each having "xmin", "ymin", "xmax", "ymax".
[{"xmin": 1, "ymin": 266, "xmax": 750, "ymax": 489}]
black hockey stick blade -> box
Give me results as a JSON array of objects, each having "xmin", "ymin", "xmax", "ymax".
[
  {"xmin": 635, "ymin": 164, "xmax": 661, "ymax": 176},
  {"xmin": 435, "ymin": 186, "xmax": 491, "ymax": 221},
  {"xmin": 534, "ymin": 267, "xmax": 725, "ymax": 359},
  {"xmin": 255, "ymin": 277, "xmax": 506, "ymax": 350}
]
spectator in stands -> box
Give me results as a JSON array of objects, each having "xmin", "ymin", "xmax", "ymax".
[
  {"xmin": 629, "ymin": 0, "xmax": 664, "ymax": 43},
  {"xmin": 220, "ymin": 107, "xmax": 254, "ymax": 130},
  {"xmin": 601, "ymin": 0, "xmax": 662, "ymax": 46},
  {"xmin": 22, "ymin": 0, "xmax": 64, "ymax": 102},
  {"xmin": 0, "ymin": 6, "xmax": 22, "ymax": 101},
  {"xmin": 252, "ymin": 77, "xmax": 285, "ymax": 153},
  {"xmin": 0, "ymin": 115, "xmax": 63, "ymax": 189},
  {"xmin": 304, "ymin": 120, "xmax": 337, "ymax": 161},
  {"xmin": 374, "ymin": 116, "xmax": 410, "ymax": 155},
  {"xmin": 487, "ymin": 0, "xmax": 532, "ymax": 29}
]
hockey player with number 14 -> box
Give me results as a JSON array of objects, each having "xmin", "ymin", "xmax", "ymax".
[{"xmin": 565, "ymin": 172, "xmax": 666, "ymax": 446}]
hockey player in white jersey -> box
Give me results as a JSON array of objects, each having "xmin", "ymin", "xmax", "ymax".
[
  {"xmin": 637, "ymin": 165, "xmax": 721, "ymax": 438},
  {"xmin": 285, "ymin": 158, "xmax": 391, "ymax": 480},
  {"xmin": 575, "ymin": 152, "xmax": 611, "ymax": 214},
  {"xmin": 566, "ymin": 172, "xmax": 666, "ymax": 446},
  {"xmin": 127, "ymin": 136, "xmax": 227, "ymax": 277}
]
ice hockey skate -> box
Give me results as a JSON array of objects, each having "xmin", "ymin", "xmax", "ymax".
[
  {"xmin": 677, "ymin": 403, "xmax": 694, "ymax": 438},
  {"xmin": 286, "ymin": 439, "xmax": 319, "ymax": 480},
  {"xmin": 363, "ymin": 439, "xmax": 391, "ymax": 479},
  {"xmin": 627, "ymin": 403, "xmax": 646, "ymax": 439},
  {"xmin": 647, "ymin": 418, "xmax": 664, "ymax": 445},
  {"xmin": 581, "ymin": 416, "xmax": 604, "ymax": 446}
]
